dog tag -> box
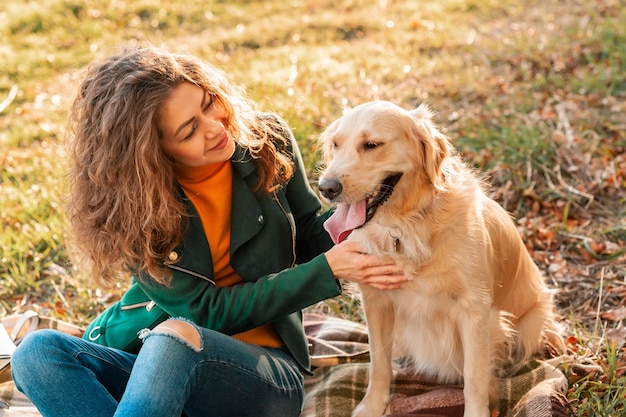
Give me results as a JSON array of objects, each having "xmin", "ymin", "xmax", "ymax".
[{"xmin": 389, "ymin": 227, "xmax": 402, "ymax": 252}]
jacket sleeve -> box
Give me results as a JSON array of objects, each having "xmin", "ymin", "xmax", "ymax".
[
  {"xmin": 137, "ymin": 254, "xmax": 341, "ymax": 335},
  {"xmin": 136, "ymin": 114, "xmax": 342, "ymax": 335}
]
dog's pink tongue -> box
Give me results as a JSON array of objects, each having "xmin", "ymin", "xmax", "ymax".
[{"xmin": 324, "ymin": 200, "xmax": 367, "ymax": 244}]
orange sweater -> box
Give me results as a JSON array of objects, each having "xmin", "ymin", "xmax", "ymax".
[{"xmin": 175, "ymin": 161, "xmax": 283, "ymax": 348}]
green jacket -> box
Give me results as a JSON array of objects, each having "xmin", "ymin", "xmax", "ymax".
[{"xmin": 136, "ymin": 123, "xmax": 341, "ymax": 373}]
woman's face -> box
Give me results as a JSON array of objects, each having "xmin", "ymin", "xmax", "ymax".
[{"xmin": 158, "ymin": 82, "xmax": 235, "ymax": 168}]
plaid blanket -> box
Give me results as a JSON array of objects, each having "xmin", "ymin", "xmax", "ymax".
[
  {"xmin": 0, "ymin": 315, "xmax": 83, "ymax": 416},
  {"xmin": 0, "ymin": 313, "xmax": 572, "ymax": 417},
  {"xmin": 302, "ymin": 313, "xmax": 571, "ymax": 417}
]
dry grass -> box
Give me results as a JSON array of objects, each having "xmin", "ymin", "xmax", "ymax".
[{"xmin": 1, "ymin": 0, "xmax": 624, "ymax": 413}]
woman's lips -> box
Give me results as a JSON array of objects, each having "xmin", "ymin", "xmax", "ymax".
[{"xmin": 208, "ymin": 133, "xmax": 228, "ymax": 152}]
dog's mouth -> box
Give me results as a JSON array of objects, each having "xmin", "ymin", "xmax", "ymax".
[
  {"xmin": 323, "ymin": 173, "xmax": 402, "ymax": 244},
  {"xmin": 364, "ymin": 173, "xmax": 402, "ymax": 223}
]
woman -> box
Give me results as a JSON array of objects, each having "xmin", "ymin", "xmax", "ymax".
[{"xmin": 11, "ymin": 44, "xmax": 406, "ymax": 417}]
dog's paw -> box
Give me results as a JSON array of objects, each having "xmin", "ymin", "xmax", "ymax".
[
  {"xmin": 352, "ymin": 398, "xmax": 387, "ymax": 417},
  {"xmin": 462, "ymin": 402, "xmax": 491, "ymax": 417}
]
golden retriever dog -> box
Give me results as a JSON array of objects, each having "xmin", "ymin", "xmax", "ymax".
[{"xmin": 318, "ymin": 101, "xmax": 562, "ymax": 417}]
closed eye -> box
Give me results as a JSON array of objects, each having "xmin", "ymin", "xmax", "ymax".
[
  {"xmin": 183, "ymin": 125, "xmax": 196, "ymax": 141},
  {"xmin": 364, "ymin": 141, "xmax": 381, "ymax": 150},
  {"xmin": 182, "ymin": 93, "xmax": 216, "ymax": 140}
]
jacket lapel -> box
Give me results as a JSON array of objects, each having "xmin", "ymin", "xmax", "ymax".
[
  {"xmin": 174, "ymin": 195, "xmax": 214, "ymax": 279},
  {"xmin": 172, "ymin": 145, "xmax": 264, "ymax": 280},
  {"xmin": 230, "ymin": 145, "xmax": 264, "ymax": 255}
]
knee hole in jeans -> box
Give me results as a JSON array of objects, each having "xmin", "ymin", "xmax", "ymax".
[{"xmin": 150, "ymin": 319, "xmax": 202, "ymax": 350}]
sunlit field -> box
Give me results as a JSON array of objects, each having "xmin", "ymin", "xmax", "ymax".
[{"xmin": 1, "ymin": 0, "xmax": 624, "ymax": 413}]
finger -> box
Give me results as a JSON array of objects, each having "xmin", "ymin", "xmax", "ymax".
[
  {"xmin": 363, "ymin": 264, "xmax": 405, "ymax": 277},
  {"xmin": 357, "ymin": 254, "xmax": 402, "ymax": 269},
  {"xmin": 363, "ymin": 274, "xmax": 408, "ymax": 286},
  {"xmin": 370, "ymin": 281, "xmax": 404, "ymax": 290}
]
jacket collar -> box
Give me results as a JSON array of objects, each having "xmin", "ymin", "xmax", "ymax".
[{"xmin": 230, "ymin": 143, "xmax": 257, "ymax": 179}]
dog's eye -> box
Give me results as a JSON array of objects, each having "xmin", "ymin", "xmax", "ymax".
[{"xmin": 364, "ymin": 142, "xmax": 380, "ymax": 150}]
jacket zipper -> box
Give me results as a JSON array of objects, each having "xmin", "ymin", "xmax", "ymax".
[
  {"xmin": 121, "ymin": 264, "xmax": 215, "ymax": 314},
  {"xmin": 166, "ymin": 263, "xmax": 217, "ymax": 286},
  {"xmin": 120, "ymin": 300, "xmax": 157, "ymax": 311},
  {"xmin": 274, "ymin": 191, "xmax": 296, "ymax": 267}
]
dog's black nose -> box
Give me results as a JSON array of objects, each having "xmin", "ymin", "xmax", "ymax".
[{"xmin": 319, "ymin": 178, "xmax": 342, "ymax": 200}]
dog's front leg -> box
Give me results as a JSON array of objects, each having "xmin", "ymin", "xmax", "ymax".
[
  {"xmin": 459, "ymin": 310, "xmax": 492, "ymax": 417},
  {"xmin": 353, "ymin": 286, "xmax": 395, "ymax": 417}
]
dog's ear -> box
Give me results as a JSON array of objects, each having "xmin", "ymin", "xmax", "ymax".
[
  {"xmin": 409, "ymin": 105, "xmax": 450, "ymax": 190},
  {"xmin": 425, "ymin": 131, "xmax": 450, "ymax": 190},
  {"xmin": 317, "ymin": 120, "xmax": 339, "ymax": 164}
]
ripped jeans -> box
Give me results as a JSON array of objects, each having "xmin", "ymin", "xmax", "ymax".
[{"xmin": 11, "ymin": 320, "xmax": 304, "ymax": 417}]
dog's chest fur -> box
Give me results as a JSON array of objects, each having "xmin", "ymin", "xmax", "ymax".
[
  {"xmin": 359, "ymin": 279, "xmax": 480, "ymax": 382},
  {"xmin": 351, "ymin": 195, "xmax": 497, "ymax": 382}
]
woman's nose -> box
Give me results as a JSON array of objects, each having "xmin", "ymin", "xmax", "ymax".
[{"xmin": 200, "ymin": 116, "xmax": 223, "ymax": 138}]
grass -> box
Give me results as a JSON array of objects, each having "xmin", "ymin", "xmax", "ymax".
[
  {"xmin": 564, "ymin": 328, "xmax": 626, "ymax": 415},
  {"xmin": 1, "ymin": 0, "xmax": 625, "ymax": 414}
]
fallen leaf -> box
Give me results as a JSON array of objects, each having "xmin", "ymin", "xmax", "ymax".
[
  {"xmin": 600, "ymin": 307, "xmax": 626, "ymax": 322},
  {"xmin": 605, "ymin": 328, "xmax": 626, "ymax": 349}
]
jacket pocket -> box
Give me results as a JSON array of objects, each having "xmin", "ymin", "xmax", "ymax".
[{"xmin": 83, "ymin": 283, "xmax": 169, "ymax": 353}]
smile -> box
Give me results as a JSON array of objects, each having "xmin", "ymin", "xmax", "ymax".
[{"xmin": 207, "ymin": 133, "xmax": 228, "ymax": 153}]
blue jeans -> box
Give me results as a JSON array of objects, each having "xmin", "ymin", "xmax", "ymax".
[{"xmin": 11, "ymin": 324, "xmax": 304, "ymax": 417}]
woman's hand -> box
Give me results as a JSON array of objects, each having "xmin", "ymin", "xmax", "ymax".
[{"xmin": 324, "ymin": 240, "xmax": 409, "ymax": 290}]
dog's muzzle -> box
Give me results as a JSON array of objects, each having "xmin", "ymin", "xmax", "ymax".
[{"xmin": 319, "ymin": 173, "xmax": 403, "ymax": 223}]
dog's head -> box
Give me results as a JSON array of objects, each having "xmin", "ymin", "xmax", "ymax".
[{"xmin": 318, "ymin": 100, "xmax": 450, "ymax": 243}]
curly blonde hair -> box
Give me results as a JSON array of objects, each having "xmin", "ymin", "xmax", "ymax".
[{"xmin": 66, "ymin": 44, "xmax": 294, "ymax": 287}]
